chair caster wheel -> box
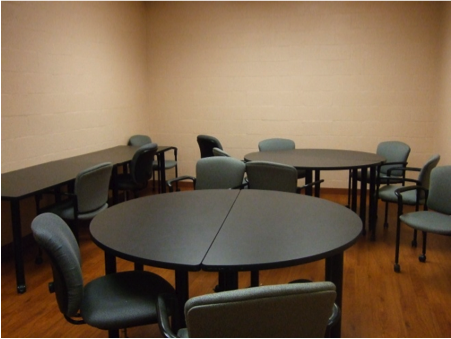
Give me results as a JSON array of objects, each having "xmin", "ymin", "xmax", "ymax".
[
  {"xmin": 411, "ymin": 240, "xmax": 417, "ymax": 247},
  {"xmin": 419, "ymin": 254, "xmax": 426, "ymax": 263},
  {"xmin": 394, "ymin": 264, "xmax": 400, "ymax": 273}
]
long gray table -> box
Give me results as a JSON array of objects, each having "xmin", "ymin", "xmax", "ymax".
[
  {"xmin": 244, "ymin": 149, "xmax": 385, "ymax": 238},
  {"xmin": 1, "ymin": 145, "xmax": 175, "ymax": 293},
  {"xmin": 90, "ymin": 189, "xmax": 362, "ymax": 337}
]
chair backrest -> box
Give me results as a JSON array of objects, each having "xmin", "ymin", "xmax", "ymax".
[
  {"xmin": 130, "ymin": 143, "xmax": 158, "ymax": 184},
  {"xmin": 184, "ymin": 282, "xmax": 337, "ymax": 338},
  {"xmin": 426, "ymin": 166, "xmax": 451, "ymax": 215},
  {"xmin": 197, "ymin": 135, "xmax": 223, "ymax": 158},
  {"xmin": 195, "ymin": 157, "xmax": 245, "ymax": 190},
  {"xmin": 31, "ymin": 213, "xmax": 83, "ymax": 318},
  {"xmin": 128, "ymin": 134, "xmax": 152, "ymax": 146},
  {"xmin": 212, "ymin": 147, "xmax": 230, "ymax": 157},
  {"xmin": 417, "ymin": 154, "xmax": 440, "ymax": 190},
  {"xmin": 377, "ymin": 141, "xmax": 410, "ymax": 177},
  {"xmin": 75, "ymin": 162, "xmax": 113, "ymax": 214},
  {"xmin": 258, "ymin": 138, "xmax": 295, "ymax": 152},
  {"xmin": 246, "ymin": 161, "xmax": 298, "ymax": 193}
]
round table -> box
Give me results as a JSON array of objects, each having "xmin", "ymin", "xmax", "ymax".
[
  {"xmin": 91, "ymin": 189, "xmax": 361, "ymax": 336},
  {"xmin": 244, "ymin": 149, "xmax": 385, "ymax": 237}
]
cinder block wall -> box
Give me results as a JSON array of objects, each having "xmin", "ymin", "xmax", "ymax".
[{"xmin": 147, "ymin": 2, "xmax": 450, "ymax": 187}]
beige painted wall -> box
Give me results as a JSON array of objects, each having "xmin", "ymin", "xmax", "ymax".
[
  {"xmin": 1, "ymin": 1, "xmax": 150, "ymax": 173},
  {"xmin": 147, "ymin": 1, "xmax": 449, "ymax": 187}
]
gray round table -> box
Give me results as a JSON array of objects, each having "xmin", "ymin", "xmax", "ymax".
[
  {"xmin": 90, "ymin": 189, "xmax": 362, "ymax": 336},
  {"xmin": 245, "ymin": 148, "xmax": 385, "ymax": 237}
]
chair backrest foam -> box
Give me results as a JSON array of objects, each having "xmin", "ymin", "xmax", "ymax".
[
  {"xmin": 427, "ymin": 166, "xmax": 451, "ymax": 215},
  {"xmin": 75, "ymin": 162, "xmax": 113, "ymax": 214},
  {"xmin": 258, "ymin": 138, "xmax": 295, "ymax": 152},
  {"xmin": 246, "ymin": 161, "xmax": 298, "ymax": 193},
  {"xmin": 195, "ymin": 157, "xmax": 245, "ymax": 190},
  {"xmin": 417, "ymin": 154, "xmax": 440, "ymax": 190},
  {"xmin": 197, "ymin": 135, "xmax": 223, "ymax": 158},
  {"xmin": 31, "ymin": 213, "xmax": 83, "ymax": 318},
  {"xmin": 185, "ymin": 282, "xmax": 336, "ymax": 338}
]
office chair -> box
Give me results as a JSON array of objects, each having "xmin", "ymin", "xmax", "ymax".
[
  {"xmin": 197, "ymin": 135, "xmax": 223, "ymax": 158},
  {"xmin": 115, "ymin": 143, "xmax": 158, "ymax": 200},
  {"xmin": 393, "ymin": 166, "xmax": 451, "ymax": 273},
  {"xmin": 32, "ymin": 213, "xmax": 176, "ymax": 338},
  {"xmin": 167, "ymin": 156, "xmax": 246, "ymax": 192},
  {"xmin": 128, "ymin": 135, "xmax": 178, "ymax": 193},
  {"xmin": 348, "ymin": 140, "xmax": 411, "ymax": 208},
  {"xmin": 258, "ymin": 138, "xmax": 306, "ymax": 179},
  {"xmin": 36, "ymin": 162, "xmax": 113, "ymax": 244},
  {"xmin": 378, "ymin": 154, "xmax": 440, "ymax": 245},
  {"xmin": 157, "ymin": 282, "xmax": 339, "ymax": 338}
]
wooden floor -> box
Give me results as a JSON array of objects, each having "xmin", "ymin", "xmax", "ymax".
[{"xmin": 2, "ymin": 188, "xmax": 451, "ymax": 338}]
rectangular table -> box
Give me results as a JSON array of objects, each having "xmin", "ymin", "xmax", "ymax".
[{"xmin": 1, "ymin": 145, "xmax": 175, "ymax": 293}]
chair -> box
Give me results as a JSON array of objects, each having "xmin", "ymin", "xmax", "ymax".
[
  {"xmin": 258, "ymin": 138, "xmax": 306, "ymax": 179},
  {"xmin": 393, "ymin": 166, "xmax": 451, "ymax": 273},
  {"xmin": 128, "ymin": 135, "xmax": 178, "ymax": 193},
  {"xmin": 197, "ymin": 135, "xmax": 223, "ymax": 158},
  {"xmin": 115, "ymin": 143, "xmax": 158, "ymax": 200},
  {"xmin": 157, "ymin": 281, "xmax": 339, "ymax": 338},
  {"xmin": 36, "ymin": 162, "xmax": 113, "ymax": 243},
  {"xmin": 167, "ymin": 157, "xmax": 245, "ymax": 192},
  {"xmin": 31, "ymin": 213, "xmax": 176, "ymax": 338},
  {"xmin": 378, "ymin": 154, "xmax": 440, "ymax": 242},
  {"xmin": 348, "ymin": 140, "xmax": 411, "ymax": 208},
  {"xmin": 212, "ymin": 147, "xmax": 230, "ymax": 157}
]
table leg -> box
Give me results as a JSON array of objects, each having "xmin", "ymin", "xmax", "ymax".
[
  {"xmin": 314, "ymin": 170, "xmax": 321, "ymax": 198},
  {"xmin": 158, "ymin": 152, "xmax": 167, "ymax": 194},
  {"xmin": 111, "ymin": 165, "xmax": 119, "ymax": 205},
  {"xmin": 11, "ymin": 199, "xmax": 26, "ymax": 293},
  {"xmin": 104, "ymin": 252, "xmax": 117, "ymax": 274},
  {"xmin": 175, "ymin": 270, "xmax": 189, "ymax": 329},
  {"xmin": 369, "ymin": 166, "xmax": 377, "ymax": 241},
  {"xmin": 305, "ymin": 170, "xmax": 313, "ymax": 196},
  {"xmin": 359, "ymin": 167, "xmax": 367, "ymax": 236},
  {"xmin": 351, "ymin": 169, "xmax": 358, "ymax": 212},
  {"xmin": 325, "ymin": 253, "xmax": 344, "ymax": 338}
]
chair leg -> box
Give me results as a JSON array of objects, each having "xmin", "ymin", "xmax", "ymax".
[
  {"xmin": 419, "ymin": 231, "xmax": 427, "ymax": 263},
  {"xmin": 411, "ymin": 229, "xmax": 418, "ymax": 247},
  {"xmin": 346, "ymin": 170, "xmax": 352, "ymax": 208},
  {"xmin": 250, "ymin": 270, "xmax": 259, "ymax": 287},
  {"xmin": 394, "ymin": 220, "xmax": 401, "ymax": 272},
  {"xmin": 383, "ymin": 201, "xmax": 389, "ymax": 228}
]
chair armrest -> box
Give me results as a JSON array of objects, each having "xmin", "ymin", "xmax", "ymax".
[
  {"xmin": 158, "ymin": 146, "xmax": 178, "ymax": 160},
  {"xmin": 157, "ymin": 294, "xmax": 180, "ymax": 338},
  {"xmin": 166, "ymin": 176, "xmax": 196, "ymax": 192},
  {"xmin": 297, "ymin": 179, "xmax": 324, "ymax": 194},
  {"xmin": 394, "ymin": 185, "xmax": 428, "ymax": 216},
  {"xmin": 386, "ymin": 166, "xmax": 420, "ymax": 177}
]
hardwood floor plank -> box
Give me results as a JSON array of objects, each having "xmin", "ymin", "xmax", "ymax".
[{"xmin": 2, "ymin": 189, "xmax": 451, "ymax": 337}]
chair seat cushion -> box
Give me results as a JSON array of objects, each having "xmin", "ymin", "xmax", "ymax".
[
  {"xmin": 400, "ymin": 211, "xmax": 451, "ymax": 235},
  {"xmin": 81, "ymin": 270, "xmax": 175, "ymax": 330},
  {"xmin": 378, "ymin": 185, "xmax": 425, "ymax": 205}
]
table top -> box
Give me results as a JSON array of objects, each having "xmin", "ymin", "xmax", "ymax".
[
  {"xmin": 90, "ymin": 189, "xmax": 362, "ymax": 272},
  {"xmin": 1, "ymin": 145, "xmax": 172, "ymax": 200},
  {"xmin": 244, "ymin": 149, "xmax": 385, "ymax": 170}
]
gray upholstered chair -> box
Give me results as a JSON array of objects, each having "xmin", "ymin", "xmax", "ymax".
[
  {"xmin": 167, "ymin": 157, "xmax": 246, "ymax": 192},
  {"xmin": 258, "ymin": 138, "xmax": 306, "ymax": 179},
  {"xmin": 115, "ymin": 143, "xmax": 158, "ymax": 200},
  {"xmin": 393, "ymin": 166, "xmax": 451, "ymax": 273},
  {"xmin": 157, "ymin": 282, "xmax": 339, "ymax": 338},
  {"xmin": 31, "ymin": 213, "xmax": 176, "ymax": 338},
  {"xmin": 36, "ymin": 162, "xmax": 113, "ymax": 242},
  {"xmin": 128, "ymin": 135, "xmax": 178, "ymax": 193},
  {"xmin": 348, "ymin": 140, "xmax": 411, "ymax": 208},
  {"xmin": 378, "ymin": 154, "xmax": 440, "ymax": 244},
  {"xmin": 197, "ymin": 135, "xmax": 223, "ymax": 158}
]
